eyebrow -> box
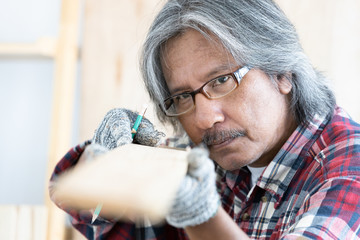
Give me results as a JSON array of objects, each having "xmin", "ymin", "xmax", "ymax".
[
  {"xmin": 169, "ymin": 63, "xmax": 239, "ymax": 95},
  {"xmin": 205, "ymin": 63, "xmax": 238, "ymax": 79}
]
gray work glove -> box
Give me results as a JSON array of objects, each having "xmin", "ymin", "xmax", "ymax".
[
  {"xmin": 92, "ymin": 108, "xmax": 165, "ymax": 150},
  {"xmin": 166, "ymin": 146, "xmax": 221, "ymax": 228},
  {"xmin": 81, "ymin": 108, "xmax": 165, "ymax": 163}
]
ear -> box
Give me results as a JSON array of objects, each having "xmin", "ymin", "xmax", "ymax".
[{"xmin": 277, "ymin": 74, "xmax": 292, "ymax": 95}]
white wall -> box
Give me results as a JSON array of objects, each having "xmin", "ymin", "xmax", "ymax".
[{"xmin": 0, "ymin": 0, "xmax": 61, "ymax": 204}]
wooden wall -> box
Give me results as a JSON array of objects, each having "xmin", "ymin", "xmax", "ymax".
[
  {"xmin": 80, "ymin": 0, "xmax": 168, "ymax": 142},
  {"xmin": 276, "ymin": 0, "xmax": 360, "ymax": 122}
]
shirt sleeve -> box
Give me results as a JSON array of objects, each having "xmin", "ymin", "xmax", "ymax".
[
  {"xmin": 49, "ymin": 140, "xmax": 91, "ymax": 181},
  {"xmin": 49, "ymin": 140, "xmax": 120, "ymax": 239},
  {"xmin": 282, "ymin": 176, "xmax": 360, "ymax": 239}
]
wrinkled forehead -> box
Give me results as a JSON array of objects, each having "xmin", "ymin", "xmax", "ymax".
[{"xmin": 161, "ymin": 28, "xmax": 231, "ymax": 60}]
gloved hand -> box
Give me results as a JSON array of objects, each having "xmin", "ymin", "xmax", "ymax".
[
  {"xmin": 92, "ymin": 108, "xmax": 165, "ymax": 150},
  {"xmin": 80, "ymin": 108, "xmax": 165, "ymax": 165},
  {"xmin": 166, "ymin": 145, "xmax": 221, "ymax": 228}
]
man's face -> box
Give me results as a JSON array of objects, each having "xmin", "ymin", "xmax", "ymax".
[{"xmin": 161, "ymin": 29, "xmax": 296, "ymax": 170}]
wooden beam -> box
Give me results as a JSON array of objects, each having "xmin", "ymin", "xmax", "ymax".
[
  {"xmin": 45, "ymin": 0, "xmax": 80, "ymax": 239},
  {"xmin": 0, "ymin": 37, "xmax": 57, "ymax": 58}
]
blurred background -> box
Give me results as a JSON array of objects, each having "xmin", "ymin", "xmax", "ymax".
[{"xmin": 0, "ymin": 0, "xmax": 359, "ymax": 239}]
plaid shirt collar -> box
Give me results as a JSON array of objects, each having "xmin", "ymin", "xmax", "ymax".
[{"xmin": 223, "ymin": 112, "xmax": 330, "ymax": 201}]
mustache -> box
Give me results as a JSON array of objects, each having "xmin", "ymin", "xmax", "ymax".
[{"xmin": 202, "ymin": 129, "xmax": 246, "ymax": 145}]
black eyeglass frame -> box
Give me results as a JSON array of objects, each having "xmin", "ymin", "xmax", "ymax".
[{"xmin": 161, "ymin": 66, "xmax": 251, "ymax": 117}]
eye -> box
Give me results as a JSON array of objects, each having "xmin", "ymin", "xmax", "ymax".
[
  {"xmin": 174, "ymin": 93, "xmax": 191, "ymax": 103},
  {"xmin": 211, "ymin": 76, "xmax": 230, "ymax": 87},
  {"xmin": 164, "ymin": 98, "xmax": 174, "ymax": 110}
]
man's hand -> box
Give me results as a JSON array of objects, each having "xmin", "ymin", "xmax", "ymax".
[
  {"xmin": 92, "ymin": 108, "xmax": 165, "ymax": 150},
  {"xmin": 79, "ymin": 108, "xmax": 165, "ymax": 164},
  {"xmin": 166, "ymin": 145, "xmax": 221, "ymax": 228}
]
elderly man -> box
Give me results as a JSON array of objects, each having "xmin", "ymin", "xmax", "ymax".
[{"xmin": 50, "ymin": 0, "xmax": 360, "ymax": 239}]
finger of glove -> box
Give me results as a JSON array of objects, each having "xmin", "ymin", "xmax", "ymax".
[
  {"xmin": 87, "ymin": 143, "xmax": 109, "ymax": 156},
  {"xmin": 171, "ymin": 176, "xmax": 196, "ymax": 208},
  {"xmin": 81, "ymin": 143, "xmax": 109, "ymax": 163},
  {"xmin": 121, "ymin": 108, "xmax": 165, "ymax": 146},
  {"xmin": 167, "ymin": 169, "xmax": 219, "ymax": 228},
  {"xmin": 92, "ymin": 108, "xmax": 133, "ymax": 149},
  {"xmin": 134, "ymin": 117, "xmax": 165, "ymax": 146},
  {"xmin": 187, "ymin": 147, "xmax": 215, "ymax": 179},
  {"xmin": 172, "ymin": 162, "xmax": 216, "ymax": 211}
]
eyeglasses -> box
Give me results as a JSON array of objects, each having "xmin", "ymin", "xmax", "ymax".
[{"xmin": 161, "ymin": 66, "xmax": 251, "ymax": 117}]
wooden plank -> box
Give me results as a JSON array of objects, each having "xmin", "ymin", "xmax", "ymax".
[
  {"xmin": 0, "ymin": 205, "xmax": 47, "ymax": 240},
  {"xmin": 0, "ymin": 37, "xmax": 57, "ymax": 58},
  {"xmin": 54, "ymin": 144, "xmax": 188, "ymax": 223},
  {"xmin": 16, "ymin": 206, "xmax": 32, "ymax": 240},
  {"xmin": 32, "ymin": 206, "xmax": 48, "ymax": 240},
  {"xmin": 0, "ymin": 205, "xmax": 17, "ymax": 240},
  {"xmin": 45, "ymin": 0, "xmax": 80, "ymax": 239}
]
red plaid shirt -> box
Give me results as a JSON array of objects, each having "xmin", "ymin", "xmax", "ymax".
[{"xmin": 50, "ymin": 106, "xmax": 360, "ymax": 239}]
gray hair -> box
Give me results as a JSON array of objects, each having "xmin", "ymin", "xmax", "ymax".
[{"xmin": 140, "ymin": 0, "xmax": 336, "ymax": 132}]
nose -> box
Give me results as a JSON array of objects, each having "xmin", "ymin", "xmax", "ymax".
[{"xmin": 193, "ymin": 93, "xmax": 225, "ymax": 130}]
